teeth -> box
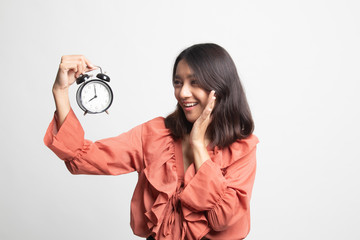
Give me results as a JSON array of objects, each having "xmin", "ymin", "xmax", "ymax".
[{"xmin": 184, "ymin": 103, "xmax": 197, "ymax": 107}]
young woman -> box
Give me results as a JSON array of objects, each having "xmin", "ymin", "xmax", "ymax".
[{"xmin": 44, "ymin": 43, "xmax": 259, "ymax": 240}]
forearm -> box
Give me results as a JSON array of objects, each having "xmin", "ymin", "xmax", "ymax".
[
  {"xmin": 52, "ymin": 87, "xmax": 71, "ymax": 127},
  {"xmin": 44, "ymin": 109, "xmax": 144, "ymax": 175},
  {"xmin": 192, "ymin": 142, "xmax": 210, "ymax": 171}
]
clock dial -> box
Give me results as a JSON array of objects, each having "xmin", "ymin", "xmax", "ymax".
[{"xmin": 76, "ymin": 80, "xmax": 113, "ymax": 114}]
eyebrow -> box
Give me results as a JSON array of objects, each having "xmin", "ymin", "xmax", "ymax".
[{"xmin": 174, "ymin": 74, "xmax": 196, "ymax": 79}]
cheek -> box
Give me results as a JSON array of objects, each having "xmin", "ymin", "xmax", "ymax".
[
  {"xmin": 174, "ymin": 89, "xmax": 180, "ymax": 100},
  {"xmin": 200, "ymin": 92, "xmax": 210, "ymax": 105}
]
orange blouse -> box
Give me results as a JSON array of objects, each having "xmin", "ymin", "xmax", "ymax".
[{"xmin": 44, "ymin": 109, "xmax": 259, "ymax": 240}]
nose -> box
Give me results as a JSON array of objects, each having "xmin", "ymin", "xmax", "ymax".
[{"xmin": 179, "ymin": 83, "xmax": 192, "ymax": 99}]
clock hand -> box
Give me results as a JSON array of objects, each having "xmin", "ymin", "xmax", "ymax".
[
  {"xmin": 94, "ymin": 85, "xmax": 97, "ymax": 97},
  {"xmin": 88, "ymin": 95, "xmax": 97, "ymax": 102}
]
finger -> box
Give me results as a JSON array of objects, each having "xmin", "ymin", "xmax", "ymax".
[
  {"xmin": 83, "ymin": 57, "xmax": 96, "ymax": 71},
  {"xmin": 207, "ymin": 90, "xmax": 216, "ymax": 111},
  {"xmin": 61, "ymin": 55, "xmax": 96, "ymax": 73},
  {"xmin": 202, "ymin": 91, "xmax": 216, "ymax": 121},
  {"xmin": 60, "ymin": 60, "xmax": 84, "ymax": 80},
  {"xmin": 59, "ymin": 62, "xmax": 78, "ymax": 73},
  {"xmin": 76, "ymin": 58, "xmax": 86, "ymax": 78},
  {"xmin": 66, "ymin": 59, "xmax": 83, "ymax": 79},
  {"xmin": 84, "ymin": 65, "xmax": 98, "ymax": 74},
  {"xmin": 198, "ymin": 92, "xmax": 216, "ymax": 122}
]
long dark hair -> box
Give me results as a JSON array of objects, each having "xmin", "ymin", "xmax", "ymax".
[{"xmin": 165, "ymin": 43, "xmax": 254, "ymax": 148}]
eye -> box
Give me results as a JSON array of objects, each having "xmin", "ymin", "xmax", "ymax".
[
  {"xmin": 173, "ymin": 80, "xmax": 182, "ymax": 87},
  {"xmin": 191, "ymin": 79, "xmax": 199, "ymax": 85}
]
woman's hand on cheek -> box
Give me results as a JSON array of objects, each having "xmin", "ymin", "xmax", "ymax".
[{"xmin": 189, "ymin": 90, "xmax": 216, "ymax": 148}]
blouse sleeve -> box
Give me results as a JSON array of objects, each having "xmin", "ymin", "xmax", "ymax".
[
  {"xmin": 179, "ymin": 138, "xmax": 258, "ymax": 232},
  {"xmin": 43, "ymin": 109, "xmax": 144, "ymax": 175}
]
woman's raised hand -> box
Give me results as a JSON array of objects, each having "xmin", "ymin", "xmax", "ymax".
[
  {"xmin": 189, "ymin": 90, "xmax": 216, "ymax": 148},
  {"xmin": 53, "ymin": 55, "xmax": 96, "ymax": 91},
  {"xmin": 52, "ymin": 55, "xmax": 96, "ymax": 127},
  {"xmin": 189, "ymin": 90, "xmax": 216, "ymax": 171}
]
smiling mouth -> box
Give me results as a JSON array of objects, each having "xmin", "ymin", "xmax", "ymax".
[
  {"xmin": 182, "ymin": 102, "xmax": 198, "ymax": 111},
  {"xmin": 184, "ymin": 102, "xmax": 198, "ymax": 107}
]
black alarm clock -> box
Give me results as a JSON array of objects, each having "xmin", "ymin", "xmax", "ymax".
[{"xmin": 75, "ymin": 66, "xmax": 113, "ymax": 115}]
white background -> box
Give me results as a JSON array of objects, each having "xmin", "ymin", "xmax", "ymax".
[{"xmin": 1, "ymin": 0, "xmax": 359, "ymax": 239}]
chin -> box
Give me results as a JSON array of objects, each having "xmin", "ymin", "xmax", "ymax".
[{"xmin": 184, "ymin": 115, "xmax": 198, "ymax": 123}]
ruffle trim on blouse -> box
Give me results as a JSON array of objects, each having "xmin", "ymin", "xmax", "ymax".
[
  {"xmin": 138, "ymin": 117, "xmax": 210, "ymax": 239},
  {"xmin": 132, "ymin": 118, "xmax": 258, "ymax": 239},
  {"xmin": 64, "ymin": 140, "xmax": 92, "ymax": 174},
  {"xmin": 141, "ymin": 118, "xmax": 181, "ymax": 238}
]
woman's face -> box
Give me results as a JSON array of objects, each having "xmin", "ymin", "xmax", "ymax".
[{"xmin": 174, "ymin": 60, "xmax": 210, "ymax": 123}]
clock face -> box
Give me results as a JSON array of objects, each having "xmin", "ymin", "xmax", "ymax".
[{"xmin": 76, "ymin": 80, "xmax": 113, "ymax": 114}]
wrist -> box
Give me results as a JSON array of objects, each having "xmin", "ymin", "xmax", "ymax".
[
  {"xmin": 52, "ymin": 86, "xmax": 71, "ymax": 127},
  {"xmin": 190, "ymin": 141, "xmax": 208, "ymax": 159},
  {"xmin": 190, "ymin": 140, "xmax": 206, "ymax": 149},
  {"xmin": 52, "ymin": 85, "xmax": 69, "ymax": 95},
  {"xmin": 191, "ymin": 143, "xmax": 210, "ymax": 171}
]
